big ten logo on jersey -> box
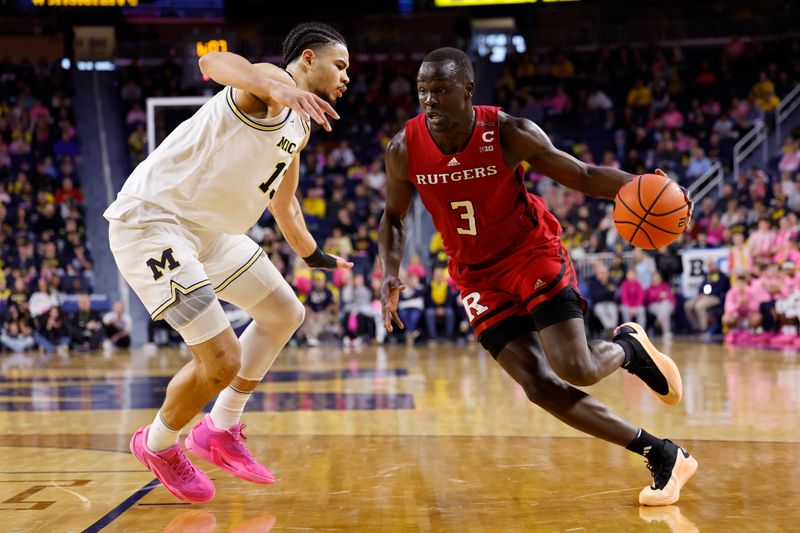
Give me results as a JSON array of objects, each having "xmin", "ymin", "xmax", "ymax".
[
  {"xmin": 462, "ymin": 291, "xmax": 489, "ymax": 322},
  {"xmin": 146, "ymin": 248, "xmax": 180, "ymax": 281},
  {"xmin": 479, "ymin": 130, "xmax": 495, "ymax": 153},
  {"xmin": 276, "ymin": 136, "xmax": 296, "ymax": 155}
]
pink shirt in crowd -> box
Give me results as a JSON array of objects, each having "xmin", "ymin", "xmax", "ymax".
[
  {"xmin": 620, "ymin": 280, "xmax": 645, "ymax": 306},
  {"xmin": 645, "ymin": 282, "xmax": 676, "ymax": 306},
  {"xmin": 724, "ymin": 287, "xmax": 754, "ymax": 315}
]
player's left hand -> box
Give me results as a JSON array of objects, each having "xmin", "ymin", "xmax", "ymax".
[
  {"xmin": 332, "ymin": 255, "xmax": 353, "ymax": 270},
  {"xmin": 655, "ymin": 168, "xmax": 693, "ymax": 220},
  {"xmin": 380, "ymin": 276, "xmax": 406, "ymax": 333}
]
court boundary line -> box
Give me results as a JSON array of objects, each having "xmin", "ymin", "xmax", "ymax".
[{"xmin": 82, "ymin": 478, "xmax": 159, "ymax": 533}]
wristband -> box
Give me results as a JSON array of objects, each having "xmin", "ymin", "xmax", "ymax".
[{"xmin": 303, "ymin": 247, "xmax": 338, "ymax": 269}]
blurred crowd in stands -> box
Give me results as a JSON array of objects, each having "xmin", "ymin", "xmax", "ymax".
[
  {"xmin": 0, "ymin": 60, "xmax": 131, "ymax": 355},
  {"xmin": 4, "ymin": 34, "xmax": 800, "ymax": 354}
]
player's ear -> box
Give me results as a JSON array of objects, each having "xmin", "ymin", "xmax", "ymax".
[
  {"xmin": 465, "ymin": 81, "xmax": 474, "ymax": 99},
  {"xmin": 300, "ymin": 48, "xmax": 316, "ymax": 71}
]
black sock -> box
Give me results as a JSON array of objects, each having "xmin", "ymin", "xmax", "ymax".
[
  {"xmin": 614, "ymin": 334, "xmax": 636, "ymax": 368},
  {"xmin": 626, "ymin": 428, "xmax": 664, "ymax": 457}
]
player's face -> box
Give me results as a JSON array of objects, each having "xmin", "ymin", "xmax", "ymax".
[
  {"xmin": 309, "ymin": 43, "xmax": 350, "ymax": 106},
  {"xmin": 417, "ymin": 61, "xmax": 473, "ymax": 131}
]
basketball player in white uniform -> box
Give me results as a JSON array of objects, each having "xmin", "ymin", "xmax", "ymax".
[{"xmin": 104, "ymin": 23, "xmax": 351, "ymax": 503}]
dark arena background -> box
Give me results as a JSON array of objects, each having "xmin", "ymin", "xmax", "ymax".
[{"xmin": 0, "ymin": 0, "xmax": 799, "ymax": 531}]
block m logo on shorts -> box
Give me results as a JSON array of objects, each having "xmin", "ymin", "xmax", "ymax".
[{"xmin": 146, "ymin": 248, "xmax": 180, "ymax": 280}]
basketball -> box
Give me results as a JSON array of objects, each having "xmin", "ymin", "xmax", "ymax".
[{"xmin": 613, "ymin": 174, "xmax": 690, "ymax": 250}]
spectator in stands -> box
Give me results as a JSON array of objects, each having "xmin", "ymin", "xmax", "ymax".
[
  {"xmin": 723, "ymin": 275, "xmax": 761, "ymax": 343},
  {"xmin": 396, "ymin": 273, "xmax": 425, "ymax": 344},
  {"xmin": 684, "ymin": 260, "xmax": 729, "ymax": 333},
  {"xmin": 103, "ymin": 300, "xmax": 131, "ymax": 349},
  {"xmin": 705, "ymin": 214, "xmax": 725, "ymax": 247},
  {"xmin": 303, "ymin": 271, "xmax": 339, "ymax": 346},
  {"xmin": 406, "ymin": 254, "xmax": 427, "ymax": 282},
  {"xmin": 33, "ymin": 307, "xmax": 70, "ymax": 354},
  {"xmin": 128, "ymin": 123, "xmax": 147, "ymax": 166},
  {"xmin": 631, "ymin": 248, "xmax": 656, "ymax": 289},
  {"xmin": 755, "ymin": 263, "xmax": 787, "ymax": 334},
  {"xmin": 588, "ymin": 262, "xmax": 619, "ymax": 336},
  {"xmin": 28, "ymin": 277, "xmax": 58, "ymax": 319},
  {"xmin": 126, "ymin": 102, "xmax": 146, "ymax": 126},
  {"xmin": 53, "ymin": 128, "xmax": 80, "ymax": 158},
  {"xmin": 67, "ymin": 293, "xmax": 104, "ymax": 351},
  {"xmin": 424, "ymin": 267, "xmax": 456, "ymax": 342},
  {"xmin": 645, "ymin": 271, "xmax": 675, "ymax": 338},
  {"xmin": 756, "ymin": 89, "xmax": 780, "ymax": 113},
  {"xmin": 661, "ymin": 102, "xmax": 685, "ymax": 129},
  {"xmin": 685, "ymin": 147, "xmax": 712, "ymax": 181},
  {"xmin": 778, "ymin": 137, "xmax": 800, "ymax": 174},
  {"xmin": 619, "ymin": 269, "xmax": 646, "ymax": 326},
  {"xmin": 1, "ymin": 319, "xmax": 34, "ymax": 353},
  {"xmin": 728, "ymin": 232, "xmax": 753, "ymax": 283},
  {"xmin": 748, "ymin": 217, "xmax": 777, "ymax": 262},
  {"xmin": 340, "ymin": 272, "xmax": 383, "ymax": 347},
  {"xmin": 54, "ymin": 177, "xmax": 83, "ymax": 205}
]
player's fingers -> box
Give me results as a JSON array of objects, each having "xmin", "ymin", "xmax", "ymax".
[
  {"xmin": 300, "ymin": 100, "xmax": 328, "ymax": 131},
  {"xmin": 654, "ymin": 168, "xmax": 667, "ymax": 177},
  {"xmin": 391, "ymin": 310, "xmax": 405, "ymax": 330},
  {"xmin": 382, "ymin": 308, "xmax": 393, "ymax": 332},
  {"xmin": 305, "ymin": 98, "xmax": 332, "ymax": 131},
  {"xmin": 291, "ymin": 103, "xmax": 311, "ymax": 124},
  {"xmin": 314, "ymin": 95, "xmax": 340, "ymax": 120}
]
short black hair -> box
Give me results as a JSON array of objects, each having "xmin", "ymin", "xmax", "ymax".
[
  {"xmin": 421, "ymin": 47, "xmax": 474, "ymax": 82},
  {"xmin": 281, "ymin": 22, "xmax": 347, "ymax": 69}
]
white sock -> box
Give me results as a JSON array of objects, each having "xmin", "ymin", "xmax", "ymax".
[
  {"xmin": 209, "ymin": 385, "xmax": 252, "ymax": 429},
  {"xmin": 146, "ymin": 411, "xmax": 181, "ymax": 452}
]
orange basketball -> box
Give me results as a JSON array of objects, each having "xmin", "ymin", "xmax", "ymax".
[{"xmin": 613, "ymin": 174, "xmax": 690, "ymax": 250}]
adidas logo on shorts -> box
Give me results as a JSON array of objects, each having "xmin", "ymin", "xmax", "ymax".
[{"xmin": 534, "ymin": 278, "xmax": 546, "ymax": 290}]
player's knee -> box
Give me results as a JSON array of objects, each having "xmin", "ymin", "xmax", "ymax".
[
  {"xmin": 286, "ymin": 297, "xmax": 306, "ymax": 330},
  {"xmin": 204, "ymin": 344, "xmax": 242, "ymax": 387},
  {"xmin": 521, "ymin": 376, "xmax": 566, "ymax": 411}
]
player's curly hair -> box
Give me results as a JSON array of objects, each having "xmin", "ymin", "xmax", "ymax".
[{"xmin": 281, "ymin": 22, "xmax": 347, "ymax": 69}]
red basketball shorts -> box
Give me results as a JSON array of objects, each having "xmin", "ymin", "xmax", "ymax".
[{"xmin": 449, "ymin": 238, "xmax": 586, "ymax": 356}]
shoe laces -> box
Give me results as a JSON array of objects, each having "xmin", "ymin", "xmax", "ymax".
[
  {"xmin": 643, "ymin": 441, "xmax": 672, "ymax": 490},
  {"xmin": 162, "ymin": 448, "xmax": 195, "ymax": 482},
  {"xmin": 227, "ymin": 423, "xmax": 256, "ymax": 462}
]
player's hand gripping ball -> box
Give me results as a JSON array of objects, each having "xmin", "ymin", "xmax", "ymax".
[{"xmin": 613, "ymin": 172, "xmax": 691, "ymax": 250}]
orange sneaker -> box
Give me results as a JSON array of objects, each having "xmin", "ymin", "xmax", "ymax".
[
  {"xmin": 615, "ymin": 322, "xmax": 683, "ymax": 405},
  {"xmin": 639, "ymin": 440, "xmax": 698, "ymax": 506}
]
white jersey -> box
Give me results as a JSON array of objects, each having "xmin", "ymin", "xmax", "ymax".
[{"xmin": 104, "ymin": 86, "xmax": 309, "ymax": 234}]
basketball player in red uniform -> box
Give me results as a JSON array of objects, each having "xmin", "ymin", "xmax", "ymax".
[{"xmin": 378, "ymin": 48, "xmax": 697, "ymax": 506}]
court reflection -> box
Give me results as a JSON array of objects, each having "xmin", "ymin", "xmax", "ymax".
[
  {"xmin": 164, "ymin": 510, "xmax": 277, "ymax": 533},
  {"xmin": 639, "ymin": 505, "xmax": 699, "ymax": 533}
]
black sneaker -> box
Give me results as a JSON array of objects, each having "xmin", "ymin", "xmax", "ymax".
[
  {"xmin": 639, "ymin": 440, "xmax": 698, "ymax": 506},
  {"xmin": 614, "ymin": 322, "xmax": 683, "ymax": 405}
]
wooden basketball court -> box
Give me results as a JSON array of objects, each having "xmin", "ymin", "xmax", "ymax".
[{"xmin": 1, "ymin": 339, "xmax": 798, "ymax": 531}]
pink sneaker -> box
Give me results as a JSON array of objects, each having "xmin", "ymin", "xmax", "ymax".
[
  {"xmin": 186, "ymin": 415, "xmax": 276, "ymax": 484},
  {"xmin": 130, "ymin": 426, "xmax": 215, "ymax": 503}
]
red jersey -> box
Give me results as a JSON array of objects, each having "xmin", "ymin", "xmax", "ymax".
[{"xmin": 405, "ymin": 106, "xmax": 562, "ymax": 266}]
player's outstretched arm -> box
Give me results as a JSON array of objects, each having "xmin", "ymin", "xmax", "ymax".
[
  {"xmin": 500, "ymin": 112, "xmax": 633, "ymax": 200},
  {"xmin": 378, "ymin": 130, "xmax": 415, "ymax": 332},
  {"xmin": 269, "ymin": 156, "xmax": 352, "ymax": 270},
  {"xmin": 198, "ymin": 51, "xmax": 338, "ymax": 131}
]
